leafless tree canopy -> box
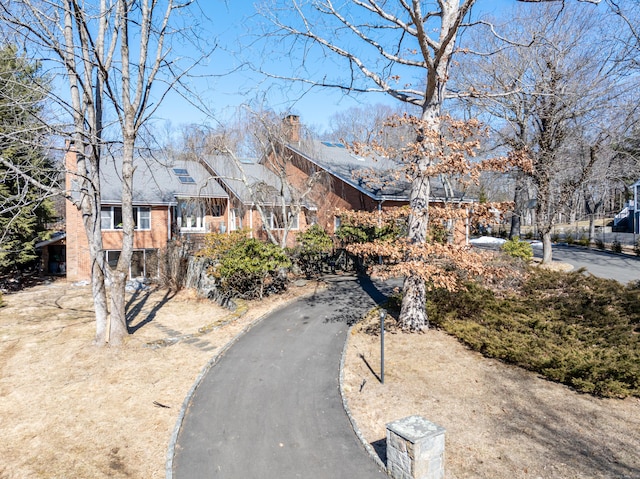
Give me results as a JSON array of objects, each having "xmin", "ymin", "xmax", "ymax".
[{"xmin": 0, "ymin": 0, "xmax": 208, "ymax": 345}]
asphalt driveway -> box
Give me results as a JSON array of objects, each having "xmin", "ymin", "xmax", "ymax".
[
  {"xmin": 170, "ymin": 275, "xmax": 393, "ymax": 479},
  {"xmin": 544, "ymin": 245, "xmax": 640, "ymax": 283}
]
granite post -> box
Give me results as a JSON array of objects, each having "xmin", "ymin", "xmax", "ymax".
[{"xmin": 386, "ymin": 416, "xmax": 446, "ymax": 479}]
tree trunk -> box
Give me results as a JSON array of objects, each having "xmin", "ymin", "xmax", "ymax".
[
  {"xmin": 398, "ymin": 104, "xmax": 441, "ymax": 331},
  {"xmin": 541, "ymin": 230, "xmax": 553, "ymax": 263},
  {"xmin": 109, "ymin": 136, "xmax": 136, "ymax": 345},
  {"xmin": 510, "ymin": 172, "xmax": 526, "ymax": 239},
  {"xmin": 398, "ymin": 172, "xmax": 431, "ymax": 330},
  {"xmin": 588, "ymin": 213, "xmax": 596, "ymax": 245},
  {"xmin": 91, "ymin": 253, "xmax": 110, "ymax": 344},
  {"xmin": 399, "ymin": 275, "xmax": 428, "ymax": 330}
]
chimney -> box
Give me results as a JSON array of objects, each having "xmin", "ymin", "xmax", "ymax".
[
  {"xmin": 283, "ymin": 114, "xmax": 300, "ymax": 144},
  {"xmin": 64, "ymin": 139, "xmax": 77, "ymax": 192}
]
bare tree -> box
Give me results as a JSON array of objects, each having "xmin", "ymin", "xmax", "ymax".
[
  {"xmin": 454, "ymin": 3, "xmax": 630, "ymax": 262},
  {"xmin": 257, "ymin": 0, "xmax": 598, "ymax": 330},
  {"xmin": 324, "ymin": 103, "xmax": 408, "ymax": 144},
  {"xmin": 191, "ymin": 109, "xmax": 329, "ymax": 248},
  {"xmin": 1, "ymin": 1, "xmax": 205, "ymax": 345}
]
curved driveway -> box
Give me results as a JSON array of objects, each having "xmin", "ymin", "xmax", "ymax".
[
  {"xmin": 546, "ymin": 245, "xmax": 640, "ymax": 283},
  {"xmin": 171, "ymin": 275, "xmax": 391, "ymax": 478}
]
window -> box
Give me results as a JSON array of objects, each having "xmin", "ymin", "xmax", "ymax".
[
  {"xmin": 100, "ymin": 207, "xmax": 151, "ymax": 230},
  {"xmin": 229, "ymin": 208, "xmax": 241, "ymax": 231},
  {"xmin": 105, "ymin": 249, "xmax": 158, "ymax": 279},
  {"xmin": 269, "ymin": 208, "xmax": 299, "ymax": 230},
  {"xmin": 138, "ymin": 208, "xmax": 151, "ymax": 230},
  {"xmin": 211, "ymin": 204, "xmax": 223, "ymax": 217},
  {"xmin": 177, "ymin": 200, "xmax": 205, "ymax": 231}
]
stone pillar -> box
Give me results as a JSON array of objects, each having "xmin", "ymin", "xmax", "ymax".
[{"xmin": 386, "ymin": 416, "xmax": 446, "ymax": 479}]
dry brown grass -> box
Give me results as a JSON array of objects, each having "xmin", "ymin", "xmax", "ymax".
[
  {"xmin": 0, "ymin": 278, "xmax": 322, "ymax": 479},
  {"xmin": 5, "ymin": 275, "xmax": 640, "ymax": 479},
  {"xmin": 343, "ymin": 313, "xmax": 640, "ymax": 479}
]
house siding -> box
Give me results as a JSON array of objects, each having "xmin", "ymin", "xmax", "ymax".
[
  {"xmin": 281, "ymin": 144, "xmax": 470, "ymax": 245},
  {"xmin": 66, "ymin": 203, "xmax": 170, "ymax": 281}
]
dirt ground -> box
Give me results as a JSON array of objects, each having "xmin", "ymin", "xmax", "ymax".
[
  {"xmin": 343, "ymin": 316, "xmax": 640, "ymax": 479},
  {"xmin": 0, "ymin": 278, "xmax": 323, "ymax": 479}
]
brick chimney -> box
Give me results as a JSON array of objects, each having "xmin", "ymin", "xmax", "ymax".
[{"xmin": 283, "ymin": 114, "xmax": 300, "ymax": 144}]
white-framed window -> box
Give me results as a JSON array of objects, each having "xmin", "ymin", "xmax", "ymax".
[
  {"xmin": 100, "ymin": 206, "xmax": 151, "ymax": 231},
  {"xmin": 269, "ymin": 208, "xmax": 299, "ymax": 230},
  {"xmin": 177, "ymin": 200, "xmax": 205, "ymax": 231},
  {"xmin": 105, "ymin": 249, "xmax": 159, "ymax": 279},
  {"xmin": 334, "ymin": 216, "xmax": 341, "ymax": 232}
]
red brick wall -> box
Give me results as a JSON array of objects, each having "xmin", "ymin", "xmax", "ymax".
[
  {"xmin": 280, "ymin": 145, "xmax": 470, "ymax": 244},
  {"xmin": 64, "ymin": 145, "xmax": 174, "ymax": 281}
]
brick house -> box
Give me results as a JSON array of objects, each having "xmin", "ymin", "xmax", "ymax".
[
  {"xmin": 62, "ymin": 146, "xmax": 312, "ymax": 281},
  {"xmin": 273, "ymin": 115, "xmax": 473, "ymax": 243},
  {"xmin": 64, "ymin": 146, "xmax": 234, "ymax": 281},
  {"xmin": 61, "ymin": 116, "xmax": 473, "ymax": 281}
]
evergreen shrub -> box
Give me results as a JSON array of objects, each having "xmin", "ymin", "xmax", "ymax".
[
  {"xmin": 295, "ymin": 224, "xmax": 333, "ymax": 277},
  {"xmin": 199, "ymin": 231, "xmax": 291, "ymax": 299},
  {"xmin": 501, "ymin": 237, "xmax": 533, "ymax": 261},
  {"xmin": 427, "ymin": 269, "xmax": 640, "ymax": 398}
]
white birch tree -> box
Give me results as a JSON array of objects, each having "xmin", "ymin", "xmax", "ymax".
[{"xmin": 0, "ymin": 0, "xmax": 204, "ymax": 345}]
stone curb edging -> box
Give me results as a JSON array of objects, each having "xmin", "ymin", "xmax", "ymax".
[
  {"xmin": 339, "ymin": 320, "xmax": 389, "ymax": 474},
  {"xmin": 164, "ymin": 286, "xmax": 324, "ymax": 479}
]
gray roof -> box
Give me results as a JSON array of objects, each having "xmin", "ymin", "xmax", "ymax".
[
  {"xmin": 203, "ymin": 155, "xmax": 306, "ymax": 207},
  {"xmin": 100, "ymin": 156, "xmax": 228, "ymax": 205},
  {"xmin": 286, "ymin": 139, "xmax": 453, "ymax": 201}
]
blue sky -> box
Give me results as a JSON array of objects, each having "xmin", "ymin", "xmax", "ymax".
[{"xmin": 149, "ymin": 0, "xmax": 548, "ymax": 134}]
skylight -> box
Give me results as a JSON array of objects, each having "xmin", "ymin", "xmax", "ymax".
[
  {"xmin": 172, "ymin": 168, "xmax": 189, "ymax": 176},
  {"xmin": 322, "ymin": 141, "xmax": 348, "ymax": 148},
  {"xmin": 178, "ymin": 176, "xmax": 196, "ymax": 184}
]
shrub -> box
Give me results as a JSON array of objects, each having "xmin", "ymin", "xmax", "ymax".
[
  {"xmin": 611, "ymin": 237, "xmax": 622, "ymax": 253},
  {"xmin": 199, "ymin": 231, "xmax": 291, "ymax": 299},
  {"xmin": 551, "ymin": 233, "xmax": 560, "ymax": 243},
  {"xmin": 595, "ymin": 238, "xmax": 605, "ymax": 249},
  {"xmin": 565, "ymin": 235, "xmax": 575, "ymax": 245},
  {"xmin": 158, "ymin": 240, "xmax": 192, "ymax": 290},
  {"xmin": 427, "ymin": 269, "xmax": 640, "ymax": 398},
  {"xmin": 577, "ymin": 235, "xmax": 590, "ymax": 247},
  {"xmin": 298, "ymin": 224, "xmax": 333, "ymax": 255},
  {"xmin": 501, "ymin": 237, "xmax": 533, "ymax": 261},
  {"xmin": 295, "ymin": 224, "xmax": 333, "ymax": 277}
]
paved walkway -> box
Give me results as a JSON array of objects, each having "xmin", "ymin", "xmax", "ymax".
[{"xmin": 171, "ymin": 275, "xmax": 392, "ymax": 478}]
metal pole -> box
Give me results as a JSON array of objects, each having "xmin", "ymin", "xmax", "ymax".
[{"xmin": 380, "ymin": 310, "xmax": 385, "ymax": 384}]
